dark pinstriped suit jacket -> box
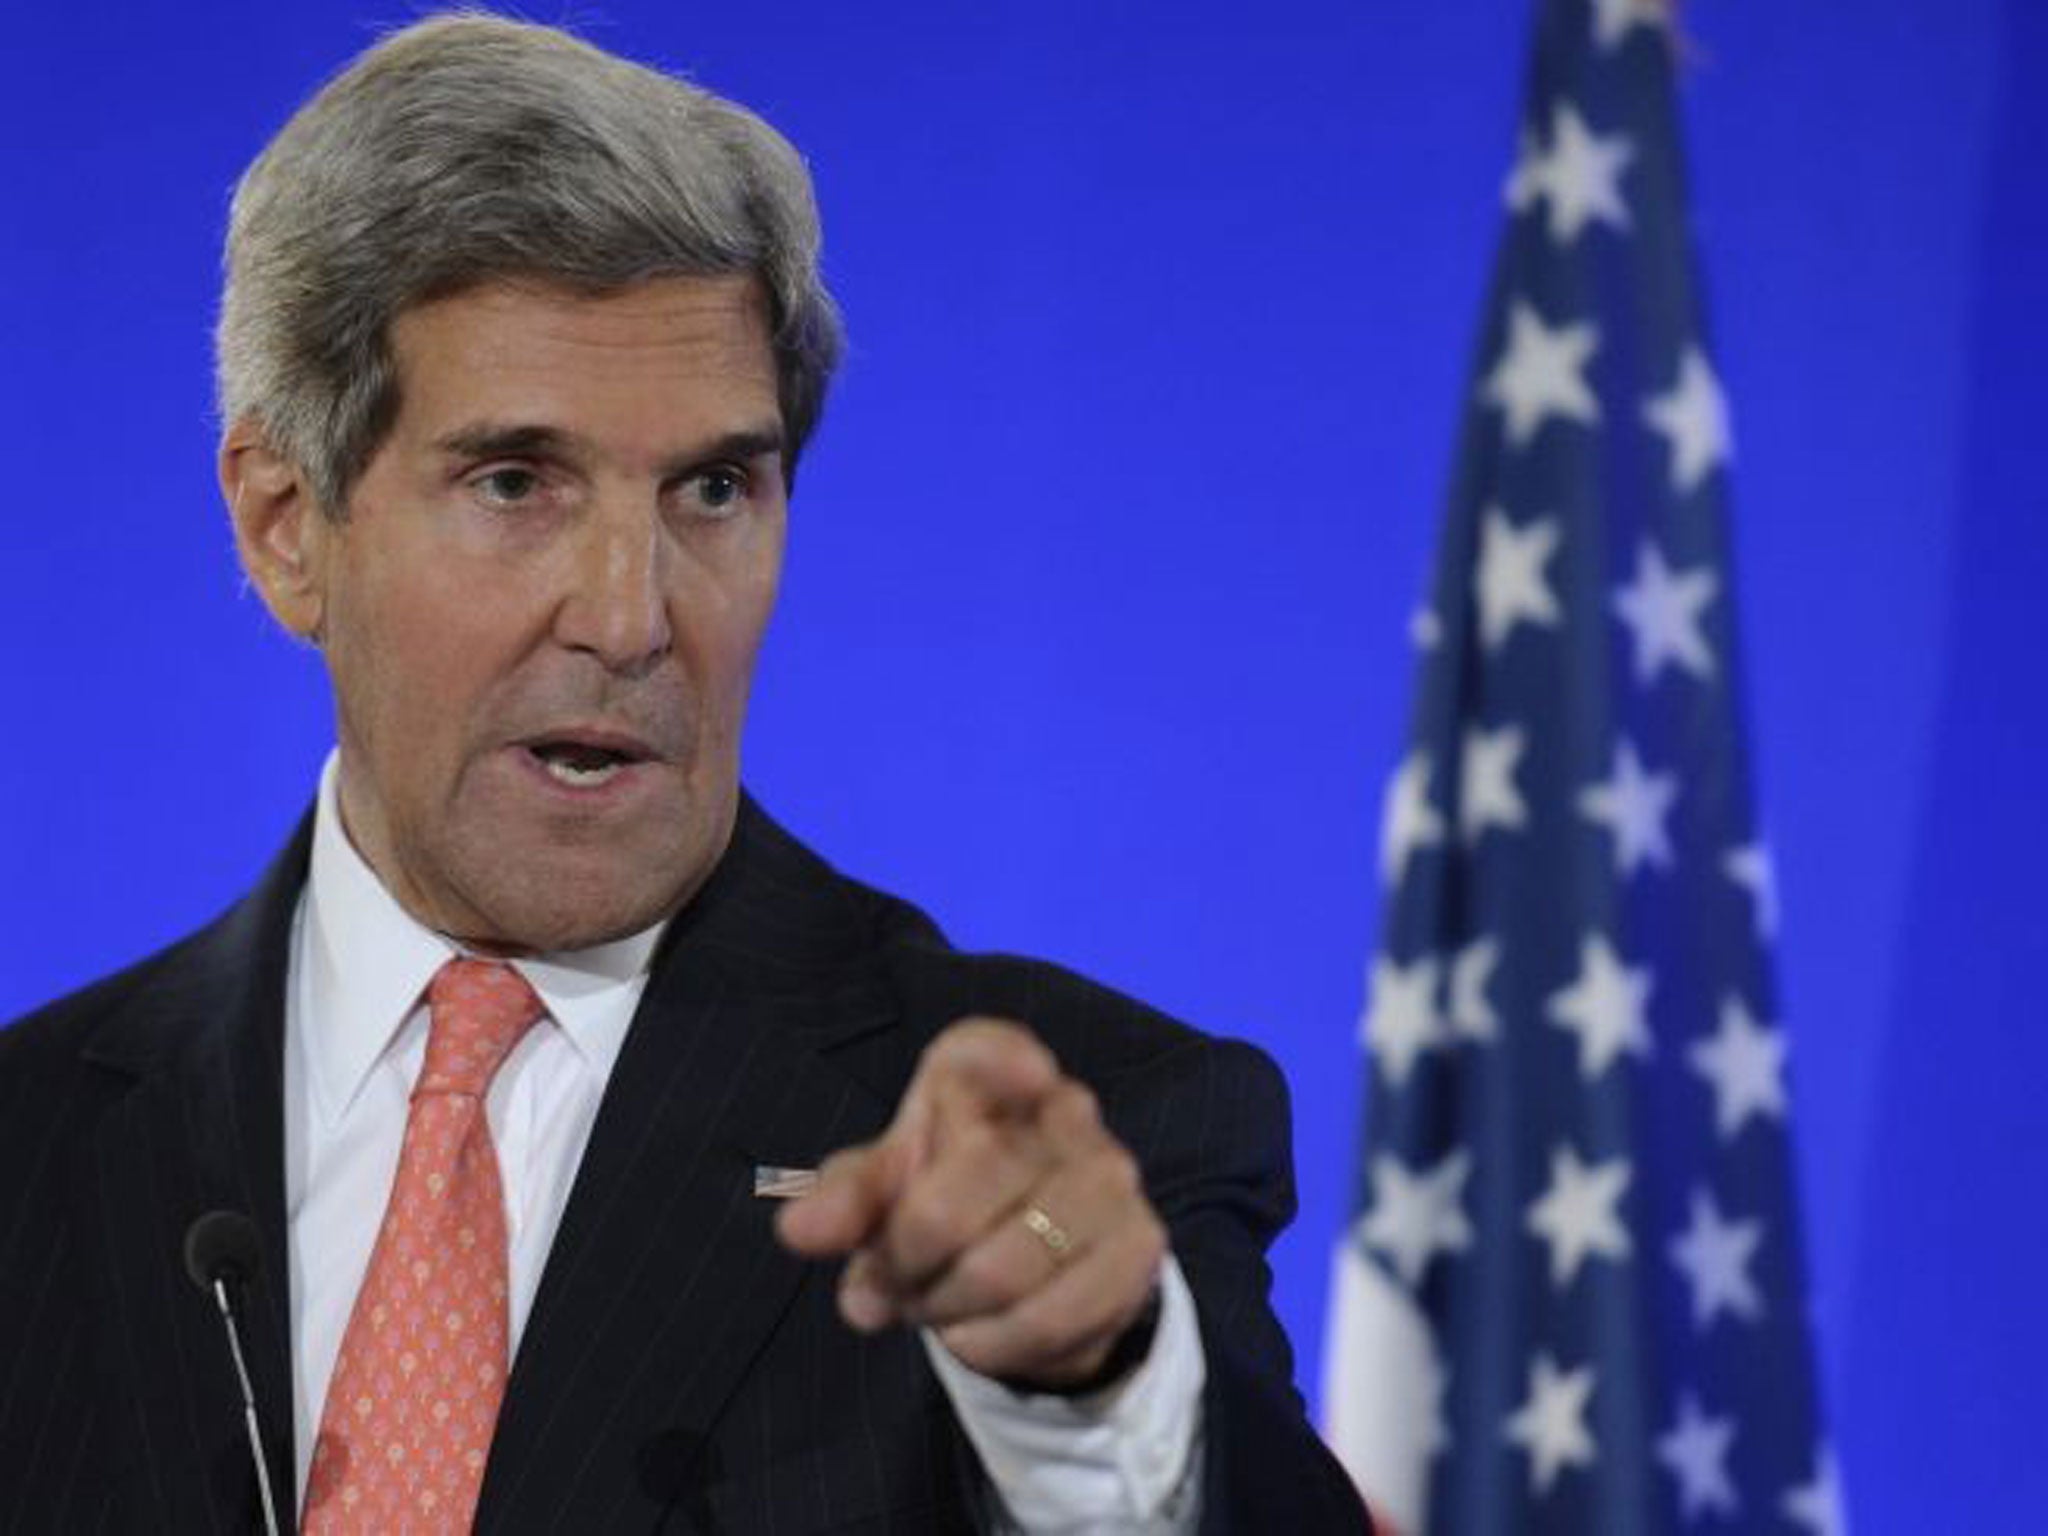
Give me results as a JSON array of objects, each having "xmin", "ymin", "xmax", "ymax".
[{"xmin": 0, "ymin": 797, "xmax": 1369, "ymax": 1533}]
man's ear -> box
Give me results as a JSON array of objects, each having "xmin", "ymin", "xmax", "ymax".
[{"xmin": 221, "ymin": 420, "xmax": 330, "ymax": 641}]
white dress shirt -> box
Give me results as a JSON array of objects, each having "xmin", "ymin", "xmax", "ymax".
[{"xmin": 283, "ymin": 754, "xmax": 1202, "ymax": 1528}]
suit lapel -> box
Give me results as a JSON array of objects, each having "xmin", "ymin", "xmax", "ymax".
[
  {"xmin": 476, "ymin": 801, "xmax": 911, "ymax": 1531},
  {"xmin": 67, "ymin": 797, "xmax": 910, "ymax": 1530},
  {"xmin": 79, "ymin": 818, "xmax": 308, "ymax": 1530}
]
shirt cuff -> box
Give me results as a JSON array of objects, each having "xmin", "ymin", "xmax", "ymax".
[{"xmin": 920, "ymin": 1254, "xmax": 1206, "ymax": 1532}]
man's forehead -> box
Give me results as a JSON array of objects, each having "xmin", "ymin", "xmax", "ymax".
[
  {"xmin": 390, "ymin": 273, "xmax": 773, "ymax": 361},
  {"xmin": 391, "ymin": 275, "xmax": 775, "ymax": 393},
  {"xmin": 366, "ymin": 275, "xmax": 785, "ymax": 474}
]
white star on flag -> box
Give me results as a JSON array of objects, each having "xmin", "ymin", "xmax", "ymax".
[
  {"xmin": 1482, "ymin": 302, "xmax": 1601, "ymax": 447},
  {"xmin": 1591, "ymin": 0, "xmax": 1672, "ymax": 51},
  {"xmin": 1547, "ymin": 931, "xmax": 1655, "ymax": 1078},
  {"xmin": 1688, "ymin": 995, "xmax": 1789, "ymax": 1140},
  {"xmin": 1724, "ymin": 841, "xmax": 1780, "ymax": 941},
  {"xmin": 1526, "ymin": 101, "xmax": 1635, "ymax": 244},
  {"xmin": 1504, "ymin": 1352, "xmax": 1598, "ymax": 1495},
  {"xmin": 1782, "ymin": 1447, "xmax": 1847, "ymax": 1536},
  {"xmin": 1359, "ymin": 1148, "xmax": 1474, "ymax": 1287},
  {"xmin": 1643, "ymin": 345, "xmax": 1733, "ymax": 494},
  {"xmin": 1447, "ymin": 935, "xmax": 1502, "ymax": 1042},
  {"xmin": 1656, "ymin": 1393, "xmax": 1741, "ymax": 1520},
  {"xmin": 1669, "ymin": 1187, "xmax": 1765, "ymax": 1330},
  {"xmin": 1363, "ymin": 953, "xmax": 1443, "ymax": 1086},
  {"xmin": 1380, "ymin": 751, "xmax": 1445, "ymax": 886},
  {"xmin": 1526, "ymin": 1144, "xmax": 1633, "ymax": 1287},
  {"xmin": 1612, "ymin": 539, "xmax": 1719, "ymax": 684},
  {"xmin": 1577, "ymin": 738, "xmax": 1680, "ymax": 876},
  {"xmin": 1475, "ymin": 508, "xmax": 1563, "ymax": 649},
  {"xmin": 1461, "ymin": 723, "xmax": 1530, "ymax": 842}
]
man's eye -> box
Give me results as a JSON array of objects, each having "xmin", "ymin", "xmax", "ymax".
[
  {"xmin": 474, "ymin": 466, "xmax": 540, "ymax": 504},
  {"xmin": 693, "ymin": 467, "xmax": 748, "ymax": 512}
]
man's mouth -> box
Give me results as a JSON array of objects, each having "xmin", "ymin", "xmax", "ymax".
[{"xmin": 521, "ymin": 732, "xmax": 656, "ymax": 790}]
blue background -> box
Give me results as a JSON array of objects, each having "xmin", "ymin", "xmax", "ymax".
[{"xmin": 3, "ymin": 4, "xmax": 2042, "ymax": 1530}]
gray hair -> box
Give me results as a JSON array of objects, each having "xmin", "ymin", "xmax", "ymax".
[{"xmin": 216, "ymin": 11, "xmax": 843, "ymax": 514}]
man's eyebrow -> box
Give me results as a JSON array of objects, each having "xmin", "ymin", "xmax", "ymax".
[
  {"xmin": 667, "ymin": 426, "xmax": 787, "ymax": 475},
  {"xmin": 434, "ymin": 423, "xmax": 574, "ymax": 461},
  {"xmin": 431, "ymin": 423, "xmax": 787, "ymax": 472}
]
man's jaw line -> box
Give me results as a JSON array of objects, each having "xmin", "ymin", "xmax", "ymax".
[{"xmin": 331, "ymin": 743, "xmax": 704, "ymax": 958}]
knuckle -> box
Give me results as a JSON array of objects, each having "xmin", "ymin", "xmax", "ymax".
[
  {"xmin": 1105, "ymin": 1202, "xmax": 1166, "ymax": 1268},
  {"xmin": 936, "ymin": 1319, "xmax": 988, "ymax": 1367},
  {"xmin": 989, "ymin": 1019, "xmax": 1053, "ymax": 1067},
  {"xmin": 894, "ymin": 1188, "xmax": 958, "ymax": 1254},
  {"xmin": 953, "ymin": 1242, "xmax": 1014, "ymax": 1303},
  {"xmin": 1008, "ymin": 1308, "xmax": 1065, "ymax": 1363},
  {"xmin": 950, "ymin": 1117, "xmax": 1001, "ymax": 1161},
  {"xmin": 1098, "ymin": 1145, "xmax": 1143, "ymax": 1196},
  {"xmin": 1057, "ymin": 1080, "xmax": 1101, "ymax": 1126}
]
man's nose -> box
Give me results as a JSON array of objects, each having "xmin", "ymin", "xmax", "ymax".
[{"xmin": 554, "ymin": 503, "xmax": 673, "ymax": 674}]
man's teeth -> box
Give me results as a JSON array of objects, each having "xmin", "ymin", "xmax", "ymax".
[
  {"xmin": 542, "ymin": 756, "xmax": 621, "ymax": 787},
  {"xmin": 531, "ymin": 745, "xmax": 627, "ymax": 786}
]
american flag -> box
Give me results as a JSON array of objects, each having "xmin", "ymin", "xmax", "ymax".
[{"xmin": 1320, "ymin": 3, "xmax": 1839, "ymax": 1532}]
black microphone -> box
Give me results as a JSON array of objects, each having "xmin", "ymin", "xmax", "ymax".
[{"xmin": 182, "ymin": 1212, "xmax": 283, "ymax": 1536}]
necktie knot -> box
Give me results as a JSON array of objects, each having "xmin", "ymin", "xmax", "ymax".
[{"xmin": 419, "ymin": 958, "xmax": 544, "ymax": 1098}]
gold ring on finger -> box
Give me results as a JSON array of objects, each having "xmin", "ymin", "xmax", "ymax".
[{"xmin": 1021, "ymin": 1202, "xmax": 1074, "ymax": 1264}]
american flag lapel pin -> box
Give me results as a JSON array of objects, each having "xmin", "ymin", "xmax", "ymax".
[{"xmin": 752, "ymin": 1165, "xmax": 819, "ymax": 1199}]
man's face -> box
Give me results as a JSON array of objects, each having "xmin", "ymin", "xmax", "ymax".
[{"xmin": 250, "ymin": 276, "xmax": 788, "ymax": 951}]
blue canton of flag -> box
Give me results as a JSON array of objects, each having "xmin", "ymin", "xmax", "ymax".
[{"xmin": 1321, "ymin": 4, "xmax": 1839, "ymax": 1534}]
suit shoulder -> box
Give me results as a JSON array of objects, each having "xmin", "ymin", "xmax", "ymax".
[
  {"xmin": 1, "ymin": 812, "xmax": 306, "ymax": 1078},
  {"xmin": 731, "ymin": 803, "xmax": 1288, "ymax": 1101},
  {"xmin": 0, "ymin": 932, "xmax": 202, "ymax": 1072},
  {"xmin": 844, "ymin": 875, "xmax": 1282, "ymax": 1090}
]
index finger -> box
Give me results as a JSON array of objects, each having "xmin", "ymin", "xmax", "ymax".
[
  {"xmin": 775, "ymin": 1138, "xmax": 911, "ymax": 1257},
  {"xmin": 773, "ymin": 1019, "xmax": 1059, "ymax": 1260}
]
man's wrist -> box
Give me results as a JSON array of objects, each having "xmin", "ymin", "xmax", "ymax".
[{"xmin": 999, "ymin": 1280, "xmax": 1165, "ymax": 1400}]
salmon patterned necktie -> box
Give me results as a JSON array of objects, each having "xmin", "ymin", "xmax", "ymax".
[{"xmin": 302, "ymin": 958, "xmax": 544, "ymax": 1533}]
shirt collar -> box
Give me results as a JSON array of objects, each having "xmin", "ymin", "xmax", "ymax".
[{"xmin": 301, "ymin": 752, "xmax": 666, "ymax": 1125}]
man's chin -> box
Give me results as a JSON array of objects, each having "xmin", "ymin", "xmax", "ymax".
[
  {"xmin": 427, "ymin": 771, "xmax": 736, "ymax": 952},
  {"xmin": 432, "ymin": 837, "xmax": 719, "ymax": 953},
  {"xmin": 448, "ymin": 880, "xmax": 684, "ymax": 955}
]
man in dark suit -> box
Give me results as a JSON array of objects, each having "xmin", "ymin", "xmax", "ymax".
[{"xmin": 0, "ymin": 13, "xmax": 1368, "ymax": 1533}]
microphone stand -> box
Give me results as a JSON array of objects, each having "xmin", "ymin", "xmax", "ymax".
[{"xmin": 205, "ymin": 1274, "xmax": 283, "ymax": 1536}]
